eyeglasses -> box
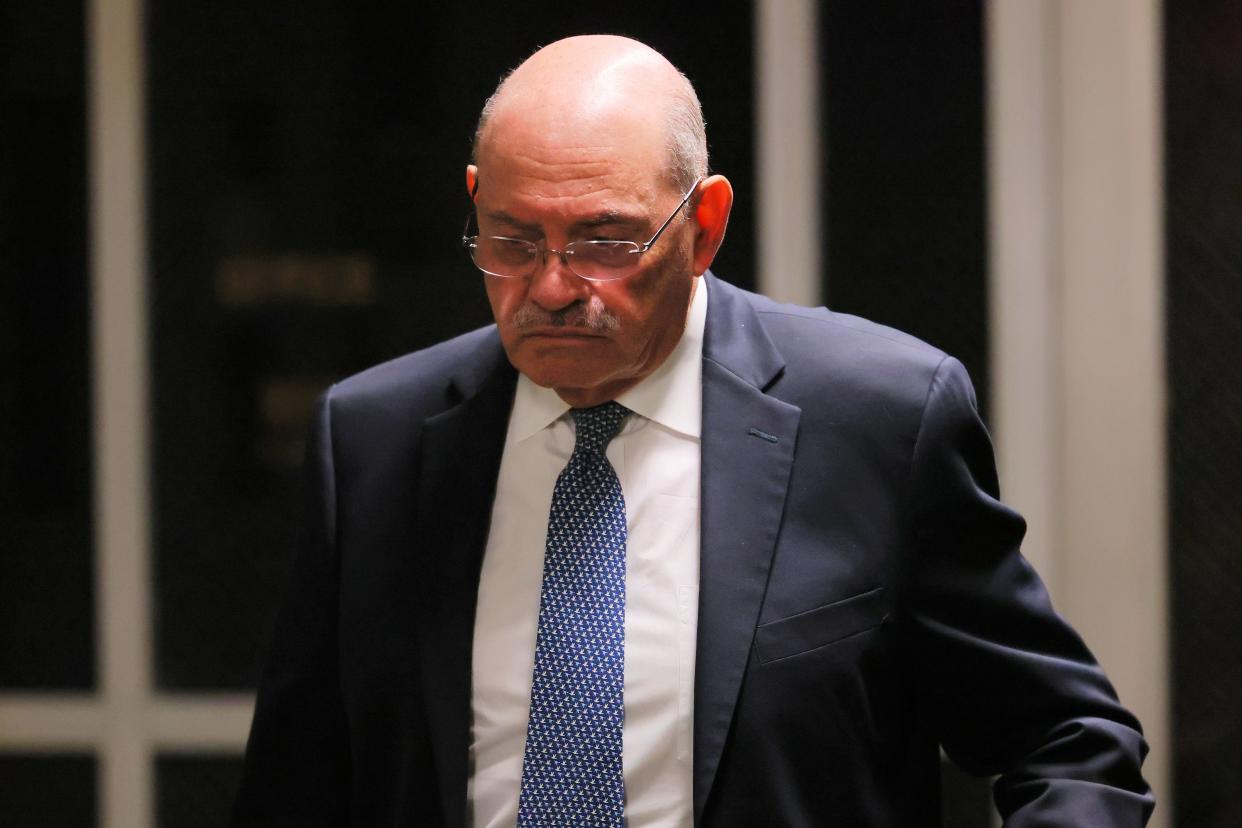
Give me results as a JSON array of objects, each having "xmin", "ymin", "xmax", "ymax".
[{"xmin": 461, "ymin": 178, "xmax": 702, "ymax": 282}]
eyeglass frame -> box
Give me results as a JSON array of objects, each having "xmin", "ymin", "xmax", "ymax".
[{"xmin": 461, "ymin": 176, "xmax": 703, "ymax": 282}]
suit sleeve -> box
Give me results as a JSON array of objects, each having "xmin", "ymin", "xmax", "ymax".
[
  {"xmin": 232, "ymin": 389, "xmax": 351, "ymax": 826},
  {"xmin": 905, "ymin": 357, "xmax": 1154, "ymax": 825}
]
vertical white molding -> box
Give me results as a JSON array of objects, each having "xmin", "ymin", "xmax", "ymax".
[
  {"xmin": 986, "ymin": 0, "xmax": 1062, "ymax": 588},
  {"xmin": 1057, "ymin": 2, "xmax": 1167, "ymax": 818},
  {"xmin": 89, "ymin": 0, "xmax": 153, "ymax": 825},
  {"xmin": 987, "ymin": 1, "xmax": 1168, "ymax": 823},
  {"xmin": 756, "ymin": 0, "xmax": 822, "ymax": 306}
]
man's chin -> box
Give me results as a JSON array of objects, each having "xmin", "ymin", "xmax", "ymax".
[
  {"xmin": 520, "ymin": 366, "xmax": 610, "ymax": 393},
  {"xmin": 509, "ymin": 360, "xmax": 619, "ymax": 401},
  {"xmin": 507, "ymin": 338, "xmax": 601, "ymax": 377}
]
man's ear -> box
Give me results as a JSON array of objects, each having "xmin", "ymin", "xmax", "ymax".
[
  {"xmin": 692, "ymin": 175, "xmax": 734, "ymax": 275},
  {"xmin": 466, "ymin": 165, "xmax": 479, "ymax": 201}
]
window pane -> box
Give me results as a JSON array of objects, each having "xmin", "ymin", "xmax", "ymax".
[
  {"xmin": 819, "ymin": 2, "xmax": 990, "ymax": 418},
  {"xmin": 0, "ymin": 754, "xmax": 97, "ymax": 827},
  {"xmin": 0, "ymin": 0, "xmax": 95, "ymax": 689},
  {"xmin": 146, "ymin": 0, "xmax": 754, "ymax": 690},
  {"xmin": 156, "ymin": 753, "xmax": 244, "ymax": 828}
]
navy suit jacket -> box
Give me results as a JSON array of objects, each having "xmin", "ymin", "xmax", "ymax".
[{"xmin": 234, "ymin": 274, "xmax": 1153, "ymax": 826}]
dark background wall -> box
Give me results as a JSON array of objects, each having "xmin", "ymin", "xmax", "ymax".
[
  {"xmin": 820, "ymin": 1, "xmax": 989, "ymax": 420},
  {"xmin": 1, "ymin": 1, "xmax": 98, "ymax": 822},
  {"xmin": 1166, "ymin": 1, "xmax": 1242, "ymax": 825},
  {"xmin": 0, "ymin": 0, "xmax": 94, "ymax": 693}
]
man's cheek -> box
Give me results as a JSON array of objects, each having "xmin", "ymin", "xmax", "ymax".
[{"xmin": 486, "ymin": 279, "xmax": 520, "ymax": 313}]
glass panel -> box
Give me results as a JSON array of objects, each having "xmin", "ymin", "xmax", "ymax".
[
  {"xmin": 0, "ymin": 0, "xmax": 95, "ymax": 689},
  {"xmin": 1166, "ymin": 2, "xmax": 1242, "ymax": 825},
  {"xmin": 0, "ymin": 754, "xmax": 97, "ymax": 827},
  {"xmin": 156, "ymin": 753, "xmax": 245, "ymax": 828},
  {"xmin": 818, "ymin": 2, "xmax": 990, "ymax": 418},
  {"xmin": 146, "ymin": 1, "xmax": 755, "ymax": 689}
]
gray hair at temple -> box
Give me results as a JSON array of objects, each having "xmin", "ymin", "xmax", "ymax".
[{"xmin": 471, "ymin": 64, "xmax": 709, "ymax": 193}]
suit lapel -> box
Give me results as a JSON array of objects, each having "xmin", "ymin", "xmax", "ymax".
[
  {"xmin": 409, "ymin": 279, "xmax": 800, "ymax": 825},
  {"xmin": 694, "ymin": 275, "xmax": 801, "ymax": 823},
  {"xmin": 414, "ymin": 332, "xmax": 516, "ymax": 828}
]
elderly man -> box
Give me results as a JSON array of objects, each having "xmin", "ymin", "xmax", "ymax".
[{"xmin": 234, "ymin": 35, "xmax": 1152, "ymax": 827}]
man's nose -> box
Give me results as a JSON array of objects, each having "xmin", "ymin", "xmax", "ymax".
[{"xmin": 527, "ymin": 246, "xmax": 588, "ymax": 311}]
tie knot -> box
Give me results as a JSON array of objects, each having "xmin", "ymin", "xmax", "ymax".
[{"xmin": 570, "ymin": 402, "xmax": 630, "ymax": 454}]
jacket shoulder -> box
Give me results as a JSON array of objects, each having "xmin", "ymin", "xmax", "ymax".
[
  {"xmin": 746, "ymin": 290, "xmax": 944, "ymax": 364},
  {"xmin": 325, "ymin": 324, "xmax": 503, "ymax": 431},
  {"xmin": 730, "ymin": 285, "xmax": 956, "ymax": 411}
]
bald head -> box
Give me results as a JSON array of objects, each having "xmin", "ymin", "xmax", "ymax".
[
  {"xmin": 473, "ymin": 36, "xmax": 708, "ymax": 191},
  {"xmin": 464, "ymin": 36, "xmax": 735, "ymax": 408}
]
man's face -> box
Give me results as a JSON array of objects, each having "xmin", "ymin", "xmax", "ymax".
[{"xmin": 472, "ymin": 109, "xmax": 698, "ymax": 408}]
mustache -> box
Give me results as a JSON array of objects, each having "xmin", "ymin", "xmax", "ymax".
[{"xmin": 512, "ymin": 299, "xmax": 620, "ymax": 333}]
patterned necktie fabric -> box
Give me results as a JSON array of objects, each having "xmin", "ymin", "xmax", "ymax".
[{"xmin": 518, "ymin": 401, "xmax": 631, "ymax": 827}]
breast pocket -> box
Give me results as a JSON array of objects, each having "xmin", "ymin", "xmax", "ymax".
[{"xmin": 755, "ymin": 586, "xmax": 889, "ymax": 664}]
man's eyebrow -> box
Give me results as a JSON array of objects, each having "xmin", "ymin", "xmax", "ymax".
[
  {"xmin": 483, "ymin": 210, "xmax": 541, "ymax": 233},
  {"xmin": 570, "ymin": 211, "xmax": 647, "ymax": 232},
  {"xmin": 482, "ymin": 209, "xmax": 648, "ymax": 234}
]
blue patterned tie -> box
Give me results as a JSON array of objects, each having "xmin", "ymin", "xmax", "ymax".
[{"xmin": 518, "ymin": 401, "xmax": 630, "ymax": 827}]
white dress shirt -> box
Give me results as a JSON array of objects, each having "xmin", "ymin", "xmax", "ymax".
[{"xmin": 468, "ymin": 277, "xmax": 707, "ymax": 828}]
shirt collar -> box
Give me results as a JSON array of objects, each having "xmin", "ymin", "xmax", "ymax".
[{"xmin": 507, "ymin": 275, "xmax": 708, "ymax": 442}]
